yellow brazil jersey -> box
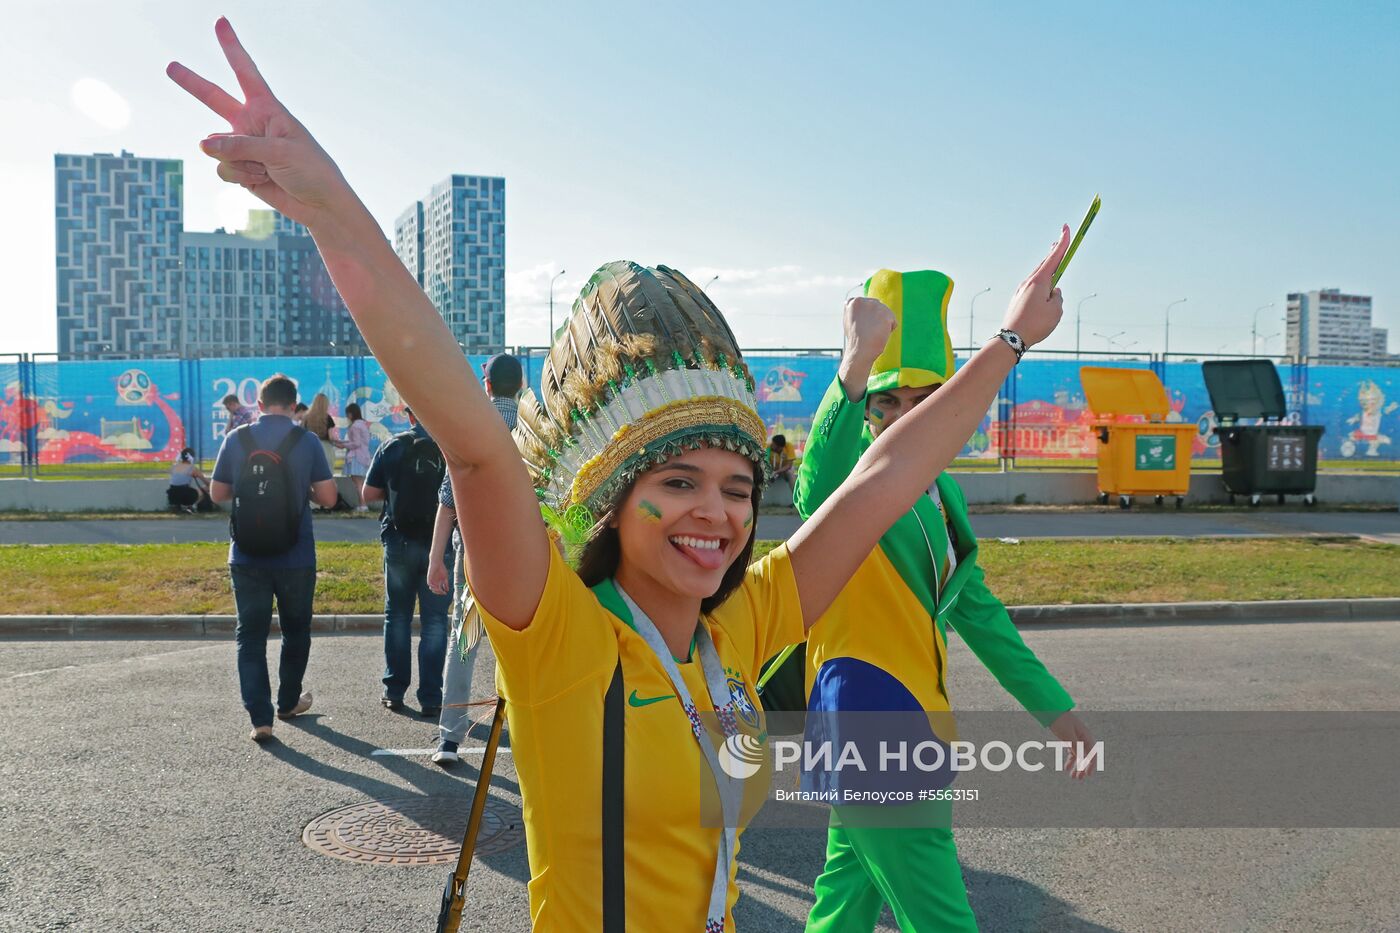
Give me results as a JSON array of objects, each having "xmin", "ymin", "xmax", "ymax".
[
  {"xmin": 477, "ymin": 544, "xmax": 804, "ymax": 933},
  {"xmin": 803, "ymin": 545, "xmax": 952, "ymax": 716}
]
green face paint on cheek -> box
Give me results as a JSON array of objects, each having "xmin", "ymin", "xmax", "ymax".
[
  {"xmin": 638, "ymin": 500, "xmax": 663, "ymax": 523},
  {"xmin": 743, "ymin": 512, "xmax": 753, "ymax": 530}
]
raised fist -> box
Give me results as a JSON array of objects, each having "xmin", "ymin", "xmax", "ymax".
[{"xmin": 843, "ymin": 296, "xmax": 898, "ymax": 364}]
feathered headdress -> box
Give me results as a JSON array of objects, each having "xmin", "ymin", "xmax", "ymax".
[{"xmin": 513, "ymin": 261, "xmax": 768, "ymax": 552}]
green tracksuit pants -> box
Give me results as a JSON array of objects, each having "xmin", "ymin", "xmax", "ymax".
[{"xmin": 805, "ymin": 803, "xmax": 977, "ymax": 932}]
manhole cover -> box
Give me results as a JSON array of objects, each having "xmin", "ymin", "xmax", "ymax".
[{"xmin": 303, "ymin": 796, "xmax": 523, "ymax": 866}]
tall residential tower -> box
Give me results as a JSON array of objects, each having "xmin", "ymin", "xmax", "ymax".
[
  {"xmin": 393, "ymin": 175, "xmax": 505, "ymax": 352},
  {"xmin": 55, "ymin": 151, "xmax": 184, "ymax": 357}
]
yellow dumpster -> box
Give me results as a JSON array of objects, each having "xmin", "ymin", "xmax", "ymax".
[{"xmin": 1080, "ymin": 367, "xmax": 1196, "ymax": 509}]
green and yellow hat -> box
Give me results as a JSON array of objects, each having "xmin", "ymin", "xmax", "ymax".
[{"xmin": 863, "ymin": 269, "xmax": 956, "ymax": 394}]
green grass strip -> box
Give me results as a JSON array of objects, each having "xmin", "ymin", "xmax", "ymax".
[{"xmin": 1, "ymin": 537, "xmax": 1395, "ymax": 616}]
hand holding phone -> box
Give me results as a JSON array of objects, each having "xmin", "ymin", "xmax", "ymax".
[{"xmin": 1052, "ymin": 194, "xmax": 1100, "ymax": 288}]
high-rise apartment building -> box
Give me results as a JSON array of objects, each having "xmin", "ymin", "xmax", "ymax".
[
  {"xmin": 393, "ymin": 175, "xmax": 505, "ymax": 351},
  {"xmin": 1286, "ymin": 289, "xmax": 1376, "ymax": 360},
  {"xmin": 55, "ymin": 151, "xmax": 184, "ymax": 357},
  {"xmin": 1372, "ymin": 328, "xmax": 1389, "ymax": 361},
  {"xmin": 179, "ymin": 226, "xmax": 281, "ymax": 355},
  {"xmin": 180, "ymin": 210, "xmax": 365, "ymax": 356}
]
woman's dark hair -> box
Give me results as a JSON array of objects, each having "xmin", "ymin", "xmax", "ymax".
[
  {"xmin": 771, "ymin": 434, "xmax": 786, "ymax": 448},
  {"xmin": 575, "ymin": 459, "xmax": 764, "ymax": 615},
  {"xmin": 179, "ymin": 447, "xmax": 195, "ymax": 462},
  {"xmin": 345, "ymin": 403, "xmax": 362, "ymax": 422},
  {"xmin": 294, "ymin": 403, "xmax": 309, "ymax": 414}
]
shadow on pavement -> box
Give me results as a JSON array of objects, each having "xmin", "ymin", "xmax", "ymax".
[
  {"xmin": 735, "ymin": 849, "xmax": 1122, "ymax": 932},
  {"xmin": 275, "ymin": 714, "xmax": 473, "ymax": 797}
]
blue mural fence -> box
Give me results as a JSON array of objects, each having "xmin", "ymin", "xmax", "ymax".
[{"xmin": 2, "ymin": 348, "xmax": 1398, "ymax": 478}]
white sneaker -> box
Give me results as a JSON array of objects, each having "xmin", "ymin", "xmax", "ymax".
[{"xmin": 355, "ymin": 505, "xmax": 369, "ymax": 512}]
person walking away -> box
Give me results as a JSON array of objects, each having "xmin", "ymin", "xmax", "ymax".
[
  {"xmin": 210, "ymin": 374, "xmax": 338, "ymax": 742},
  {"xmin": 363, "ymin": 407, "xmax": 451, "ymax": 718},
  {"xmin": 222, "ymin": 393, "xmax": 257, "ymax": 434},
  {"xmin": 426, "ymin": 353, "xmax": 521, "ymax": 765},
  {"xmin": 167, "ymin": 447, "xmax": 213, "ymax": 513},
  {"xmin": 341, "ymin": 402, "xmax": 372, "ymax": 510}
]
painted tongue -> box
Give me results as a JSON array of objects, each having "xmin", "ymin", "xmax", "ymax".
[{"xmin": 673, "ymin": 538, "xmax": 728, "ymax": 571}]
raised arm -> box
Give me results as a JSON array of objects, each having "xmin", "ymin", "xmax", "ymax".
[
  {"xmin": 791, "ymin": 306, "xmax": 892, "ymax": 518},
  {"xmin": 787, "ymin": 228, "xmax": 1071, "ymax": 629},
  {"xmin": 167, "ymin": 19, "xmax": 548, "ymax": 626}
]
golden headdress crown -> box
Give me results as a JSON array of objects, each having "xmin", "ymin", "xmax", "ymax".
[{"xmin": 513, "ymin": 261, "xmax": 767, "ymax": 536}]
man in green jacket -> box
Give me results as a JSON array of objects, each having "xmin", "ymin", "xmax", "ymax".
[{"xmin": 796, "ymin": 269, "xmax": 1095, "ymax": 932}]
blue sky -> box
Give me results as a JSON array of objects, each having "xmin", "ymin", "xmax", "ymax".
[{"xmin": 3, "ymin": 0, "xmax": 1397, "ymax": 356}]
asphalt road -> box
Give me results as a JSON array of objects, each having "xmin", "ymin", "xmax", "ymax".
[
  {"xmin": 4, "ymin": 620, "xmax": 1398, "ymax": 932},
  {"xmin": 2, "ymin": 507, "xmax": 1398, "ymax": 545}
]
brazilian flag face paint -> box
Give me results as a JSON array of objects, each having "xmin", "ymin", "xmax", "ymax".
[
  {"xmin": 864, "ymin": 269, "xmax": 956, "ymax": 396},
  {"xmin": 638, "ymin": 500, "xmax": 663, "ymax": 523}
]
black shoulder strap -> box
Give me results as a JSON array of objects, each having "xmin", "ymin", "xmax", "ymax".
[
  {"xmin": 236, "ymin": 426, "xmax": 255, "ymax": 456},
  {"xmin": 275, "ymin": 425, "xmax": 306, "ymax": 460},
  {"xmin": 602, "ymin": 660, "xmax": 624, "ymax": 933}
]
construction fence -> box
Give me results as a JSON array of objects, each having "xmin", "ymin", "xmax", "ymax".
[{"xmin": 2, "ymin": 348, "xmax": 1397, "ymax": 477}]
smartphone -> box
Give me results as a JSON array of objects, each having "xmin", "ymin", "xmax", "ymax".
[{"xmin": 1051, "ymin": 194, "xmax": 1100, "ymax": 288}]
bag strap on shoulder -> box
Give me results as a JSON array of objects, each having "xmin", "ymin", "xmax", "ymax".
[
  {"xmin": 274, "ymin": 425, "xmax": 306, "ymax": 460},
  {"xmin": 602, "ymin": 659, "xmax": 624, "ymax": 932}
]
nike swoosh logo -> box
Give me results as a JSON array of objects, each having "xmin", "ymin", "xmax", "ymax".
[{"xmin": 628, "ymin": 689, "xmax": 676, "ymax": 708}]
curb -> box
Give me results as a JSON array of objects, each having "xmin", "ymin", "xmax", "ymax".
[
  {"xmin": 0, "ymin": 614, "xmax": 386, "ymax": 638},
  {"xmin": 1007, "ymin": 598, "xmax": 1400, "ymax": 625},
  {"xmin": 3, "ymin": 599, "xmax": 1399, "ymax": 637}
]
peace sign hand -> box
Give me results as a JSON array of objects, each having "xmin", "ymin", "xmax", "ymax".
[{"xmin": 167, "ymin": 17, "xmax": 353, "ymax": 228}]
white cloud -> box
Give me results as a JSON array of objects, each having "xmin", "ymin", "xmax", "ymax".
[
  {"xmin": 689, "ymin": 265, "xmax": 861, "ymax": 297},
  {"xmin": 70, "ymin": 78, "xmax": 130, "ymax": 131}
]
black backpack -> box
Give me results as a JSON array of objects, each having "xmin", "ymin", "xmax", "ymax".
[
  {"xmin": 390, "ymin": 432, "xmax": 445, "ymax": 540},
  {"xmin": 230, "ymin": 426, "xmax": 306, "ymax": 556}
]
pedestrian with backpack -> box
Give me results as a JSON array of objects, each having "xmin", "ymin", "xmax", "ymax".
[
  {"xmin": 209, "ymin": 374, "xmax": 338, "ymax": 742},
  {"xmin": 425, "ymin": 353, "xmax": 521, "ymax": 765},
  {"xmin": 362, "ymin": 407, "xmax": 452, "ymax": 718}
]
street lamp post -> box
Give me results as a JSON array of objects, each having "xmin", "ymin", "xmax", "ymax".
[
  {"xmin": 1164, "ymin": 298, "xmax": 1187, "ymax": 360},
  {"xmin": 703, "ymin": 275, "xmax": 719, "ymax": 292},
  {"xmin": 548, "ymin": 269, "xmax": 566, "ymax": 345},
  {"xmin": 1093, "ymin": 330, "xmax": 1128, "ymax": 353},
  {"xmin": 1075, "ymin": 293, "xmax": 1099, "ymax": 359},
  {"xmin": 1252, "ymin": 302, "xmax": 1275, "ymax": 356},
  {"xmin": 968, "ymin": 287, "xmax": 991, "ymax": 349}
]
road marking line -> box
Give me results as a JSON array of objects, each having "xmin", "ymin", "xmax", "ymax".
[
  {"xmin": 371, "ymin": 747, "xmax": 511, "ymax": 757},
  {"xmin": 10, "ymin": 665, "xmax": 80, "ymax": 679},
  {"xmin": 6, "ymin": 644, "xmax": 224, "ymax": 681}
]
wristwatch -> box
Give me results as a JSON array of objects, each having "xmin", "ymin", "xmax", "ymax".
[{"xmin": 994, "ymin": 328, "xmax": 1027, "ymax": 361}]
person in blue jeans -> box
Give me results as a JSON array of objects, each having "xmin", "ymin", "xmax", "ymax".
[
  {"xmin": 425, "ymin": 352, "xmax": 521, "ymax": 764},
  {"xmin": 363, "ymin": 407, "xmax": 452, "ymax": 718},
  {"xmin": 210, "ymin": 374, "xmax": 338, "ymax": 742}
]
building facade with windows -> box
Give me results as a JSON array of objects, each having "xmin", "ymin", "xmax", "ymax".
[
  {"xmin": 393, "ymin": 175, "xmax": 505, "ymax": 351},
  {"xmin": 180, "ymin": 211, "xmax": 365, "ymax": 357},
  {"xmin": 55, "ymin": 151, "xmax": 184, "ymax": 357},
  {"xmin": 1286, "ymin": 289, "xmax": 1376, "ymax": 361},
  {"xmin": 179, "ymin": 228, "xmax": 281, "ymax": 355}
]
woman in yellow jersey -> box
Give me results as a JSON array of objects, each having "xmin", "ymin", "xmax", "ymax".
[{"xmin": 168, "ymin": 20, "xmax": 1073, "ymax": 931}]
